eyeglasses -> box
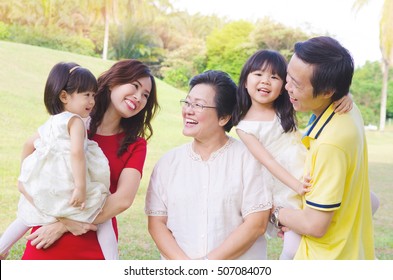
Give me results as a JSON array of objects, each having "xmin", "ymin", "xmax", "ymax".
[{"xmin": 180, "ymin": 99, "xmax": 216, "ymax": 113}]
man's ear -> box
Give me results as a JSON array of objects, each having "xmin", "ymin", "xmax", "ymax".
[
  {"xmin": 59, "ymin": 90, "xmax": 68, "ymax": 104},
  {"xmin": 323, "ymin": 89, "xmax": 335, "ymax": 100}
]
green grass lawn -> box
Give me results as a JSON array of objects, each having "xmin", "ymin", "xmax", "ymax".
[{"xmin": 1, "ymin": 41, "xmax": 392, "ymax": 260}]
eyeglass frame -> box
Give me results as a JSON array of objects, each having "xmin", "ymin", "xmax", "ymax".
[{"xmin": 179, "ymin": 99, "xmax": 216, "ymax": 112}]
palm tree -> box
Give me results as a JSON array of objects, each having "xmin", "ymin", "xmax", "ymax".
[
  {"xmin": 85, "ymin": 0, "xmax": 119, "ymax": 60},
  {"xmin": 353, "ymin": 0, "xmax": 393, "ymax": 131},
  {"xmin": 102, "ymin": 0, "xmax": 112, "ymax": 60},
  {"xmin": 99, "ymin": 0, "xmax": 170, "ymax": 60}
]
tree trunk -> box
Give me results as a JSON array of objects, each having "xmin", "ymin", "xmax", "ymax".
[
  {"xmin": 379, "ymin": 60, "xmax": 388, "ymax": 131},
  {"xmin": 102, "ymin": 5, "xmax": 109, "ymax": 60}
]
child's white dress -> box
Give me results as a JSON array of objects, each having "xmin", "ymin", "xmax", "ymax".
[
  {"xmin": 17, "ymin": 111, "xmax": 110, "ymax": 226},
  {"xmin": 237, "ymin": 115, "xmax": 306, "ymax": 236}
]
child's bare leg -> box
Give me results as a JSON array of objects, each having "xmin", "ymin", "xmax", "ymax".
[
  {"xmin": 279, "ymin": 230, "xmax": 302, "ymax": 260},
  {"xmin": 370, "ymin": 191, "xmax": 380, "ymax": 216},
  {"xmin": 0, "ymin": 218, "xmax": 30, "ymax": 259}
]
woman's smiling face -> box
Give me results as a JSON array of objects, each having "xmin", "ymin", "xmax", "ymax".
[{"xmin": 181, "ymin": 83, "xmax": 222, "ymax": 141}]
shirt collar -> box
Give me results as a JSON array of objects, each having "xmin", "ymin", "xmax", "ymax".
[
  {"xmin": 188, "ymin": 136, "xmax": 234, "ymax": 162},
  {"xmin": 302, "ymin": 103, "xmax": 335, "ymax": 149}
]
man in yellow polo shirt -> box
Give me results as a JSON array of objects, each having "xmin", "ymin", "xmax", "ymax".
[{"xmin": 273, "ymin": 36, "xmax": 375, "ymax": 259}]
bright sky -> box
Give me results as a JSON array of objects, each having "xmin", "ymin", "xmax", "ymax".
[{"xmin": 172, "ymin": 0, "xmax": 384, "ymax": 67}]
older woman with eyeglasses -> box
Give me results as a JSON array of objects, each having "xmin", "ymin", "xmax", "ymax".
[{"xmin": 145, "ymin": 70, "xmax": 272, "ymax": 260}]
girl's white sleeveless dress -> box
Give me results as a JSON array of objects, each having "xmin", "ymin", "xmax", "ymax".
[
  {"xmin": 237, "ymin": 115, "xmax": 306, "ymax": 236},
  {"xmin": 17, "ymin": 112, "xmax": 110, "ymax": 226}
]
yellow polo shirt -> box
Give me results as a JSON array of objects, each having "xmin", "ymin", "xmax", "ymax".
[{"xmin": 295, "ymin": 104, "xmax": 375, "ymax": 259}]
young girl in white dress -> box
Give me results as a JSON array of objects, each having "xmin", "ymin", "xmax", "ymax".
[
  {"xmin": 0, "ymin": 62, "xmax": 116, "ymax": 259},
  {"xmin": 232, "ymin": 50, "xmax": 353, "ymax": 259}
]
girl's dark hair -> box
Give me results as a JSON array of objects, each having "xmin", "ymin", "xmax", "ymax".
[
  {"xmin": 232, "ymin": 50, "xmax": 296, "ymax": 133},
  {"xmin": 189, "ymin": 70, "xmax": 237, "ymax": 132},
  {"xmin": 294, "ymin": 36, "xmax": 354, "ymax": 102},
  {"xmin": 88, "ymin": 59, "xmax": 159, "ymax": 156},
  {"xmin": 44, "ymin": 62, "xmax": 98, "ymax": 115}
]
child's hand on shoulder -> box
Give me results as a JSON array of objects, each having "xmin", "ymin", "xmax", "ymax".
[
  {"xmin": 297, "ymin": 174, "xmax": 312, "ymax": 196},
  {"xmin": 333, "ymin": 93, "xmax": 353, "ymax": 114}
]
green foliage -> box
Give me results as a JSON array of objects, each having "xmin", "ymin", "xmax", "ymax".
[
  {"xmin": 251, "ymin": 17, "xmax": 309, "ymax": 62},
  {"xmin": 88, "ymin": 24, "xmax": 105, "ymax": 55},
  {"xmin": 0, "ymin": 22, "xmax": 10, "ymax": 40},
  {"xmin": 110, "ymin": 21, "xmax": 162, "ymax": 62},
  {"xmin": 162, "ymin": 65, "xmax": 192, "ymax": 90},
  {"xmin": 161, "ymin": 38, "xmax": 207, "ymax": 90},
  {"xmin": 387, "ymin": 84, "xmax": 393, "ymax": 119},
  {"xmin": 206, "ymin": 20, "xmax": 256, "ymax": 82},
  {"xmin": 7, "ymin": 24, "xmax": 97, "ymax": 56},
  {"xmin": 387, "ymin": 68, "xmax": 393, "ymax": 119},
  {"xmin": 205, "ymin": 18, "xmax": 310, "ymax": 83},
  {"xmin": 351, "ymin": 61, "xmax": 390, "ymax": 125}
]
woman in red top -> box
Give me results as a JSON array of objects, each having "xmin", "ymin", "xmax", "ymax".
[{"xmin": 21, "ymin": 59, "xmax": 159, "ymax": 259}]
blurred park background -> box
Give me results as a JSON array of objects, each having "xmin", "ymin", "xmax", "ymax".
[{"xmin": 0, "ymin": 0, "xmax": 392, "ymax": 259}]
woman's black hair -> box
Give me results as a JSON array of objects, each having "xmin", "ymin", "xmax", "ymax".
[{"xmin": 189, "ymin": 70, "xmax": 237, "ymax": 132}]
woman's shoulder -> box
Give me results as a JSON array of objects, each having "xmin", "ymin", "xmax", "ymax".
[
  {"xmin": 126, "ymin": 136, "xmax": 147, "ymax": 154},
  {"xmin": 226, "ymin": 137, "xmax": 262, "ymax": 163},
  {"xmin": 228, "ymin": 136, "xmax": 249, "ymax": 152},
  {"xmin": 156, "ymin": 142, "xmax": 190, "ymax": 163},
  {"xmin": 92, "ymin": 133, "xmax": 146, "ymax": 145},
  {"xmin": 124, "ymin": 136, "xmax": 147, "ymax": 152},
  {"xmin": 135, "ymin": 136, "xmax": 147, "ymax": 145}
]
